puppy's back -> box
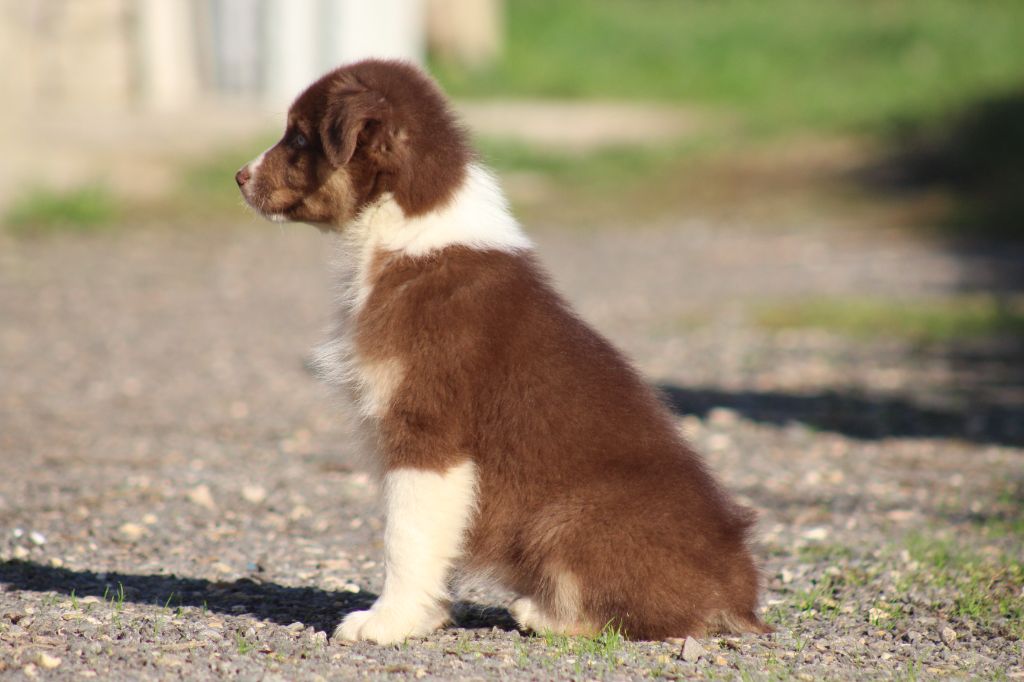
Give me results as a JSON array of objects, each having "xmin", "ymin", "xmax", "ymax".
[{"xmin": 361, "ymin": 244, "xmax": 766, "ymax": 638}]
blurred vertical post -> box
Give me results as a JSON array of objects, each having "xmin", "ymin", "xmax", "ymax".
[
  {"xmin": 264, "ymin": 0, "xmax": 425, "ymax": 108},
  {"xmin": 325, "ymin": 0, "xmax": 425, "ymax": 66},
  {"xmin": 265, "ymin": 0, "xmax": 318, "ymax": 106},
  {"xmin": 426, "ymin": 0, "xmax": 503, "ymax": 68},
  {"xmin": 137, "ymin": 0, "xmax": 200, "ymax": 111}
]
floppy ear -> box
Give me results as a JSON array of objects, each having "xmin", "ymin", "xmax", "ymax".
[{"xmin": 319, "ymin": 87, "xmax": 387, "ymax": 168}]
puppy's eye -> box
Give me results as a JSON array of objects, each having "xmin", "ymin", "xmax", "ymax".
[{"xmin": 291, "ymin": 133, "xmax": 308, "ymax": 149}]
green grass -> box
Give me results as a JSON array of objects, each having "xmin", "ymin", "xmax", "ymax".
[
  {"xmin": 792, "ymin": 576, "xmax": 842, "ymax": 619},
  {"xmin": 478, "ymin": 137, "xmax": 688, "ymax": 181},
  {"xmin": 478, "ymin": 136, "xmax": 694, "ymax": 217},
  {"xmin": 101, "ymin": 582, "xmax": 126, "ymax": 613},
  {"xmin": 434, "ymin": 0, "xmax": 1024, "ymax": 134},
  {"xmin": 755, "ymin": 296, "xmax": 1024, "ymax": 342},
  {"xmin": 903, "ymin": 532, "xmax": 1024, "ymax": 637},
  {"xmin": 978, "ymin": 486, "xmax": 1024, "ymax": 539},
  {"xmin": 234, "ymin": 632, "xmax": 256, "ymax": 655},
  {"xmin": 539, "ymin": 621, "xmax": 626, "ymax": 666},
  {"xmin": 4, "ymin": 185, "xmax": 119, "ymax": 235}
]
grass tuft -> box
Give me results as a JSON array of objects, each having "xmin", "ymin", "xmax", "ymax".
[
  {"xmin": 903, "ymin": 532, "xmax": 1024, "ymax": 638},
  {"xmin": 539, "ymin": 620, "xmax": 626, "ymax": 666},
  {"xmin": 4, "ymin": 185, "xmax": 119, "ymax": 235},
  {"xmin": 755, "ymin": 296, "xmax": 1024, "ymax": 342},
  {"xmin": 235, "ymin": 632, "xmax": 256, "ymax": 655}
]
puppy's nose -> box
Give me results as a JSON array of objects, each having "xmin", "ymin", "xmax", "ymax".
[{"xmin": 235, "ymin": 167, "xmax": 251, "ymax": 187}]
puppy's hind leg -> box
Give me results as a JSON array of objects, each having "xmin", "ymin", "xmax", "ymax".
[
  {"xmin": 335, "ymin": 460, "xmax": 477, "ymax": 644},
  {"xmin": 509, "ymin": 571, "xmax": 599, "ymax": 637}
]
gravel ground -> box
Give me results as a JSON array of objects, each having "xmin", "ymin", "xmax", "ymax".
[{"xmin": 1, "ymin": 217, "xmax": 1022, "ymax": 680}]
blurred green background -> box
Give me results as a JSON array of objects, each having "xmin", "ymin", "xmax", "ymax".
[
  {"xmin": 432, "ymin": 0, "xmax": 1024, "ymax": 238},
  {"xmin": 6, "ymin": 0, "xmax": 1024, "ymax": 240},
  {"xmin": 436, "ymin": 0, "xmax": 1024, "ymax": 133},
  {"xmin": 4, "ymin": 0, "xmax": 1024, "ymax": 355}
]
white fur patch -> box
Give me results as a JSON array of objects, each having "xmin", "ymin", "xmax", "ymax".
[
  {"xmin": 242, "ymin": 148, "xmax": 289, "ymax": 221},
  {"xmin": 510, "ymin": 570, "xmax": 592, "ymax": 636},
  {"xmin": 335, "ymin": 460, "xmax": 478, "ymax": 644},
  {"xmin": 349, "ymin": 163, "xmax": 533, "ymax": 257},
  {"xmin": 354, "ymin": 358, "xmax": 405, "ymax": 420},
  {"xmin": 312, "ymin": 162, "xmax": 529, "ymax": 433},
  {"xmin": 249, "ymin": 149, "xmax": 267, "ymax": 175}
]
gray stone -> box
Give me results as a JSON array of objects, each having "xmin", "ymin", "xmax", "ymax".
[{"xmin": 682, "ymin": 636, "xmax": 704, "ymax": 663}]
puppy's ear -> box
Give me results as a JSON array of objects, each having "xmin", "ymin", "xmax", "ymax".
[{"xmin": 320, "ymin": 86, "xmax": 390, "ymax": 168}]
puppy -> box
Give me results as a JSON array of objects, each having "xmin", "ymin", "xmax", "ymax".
[{"xmin": 237, "ymin": 59, "xmax": 768, "ymax": 643}]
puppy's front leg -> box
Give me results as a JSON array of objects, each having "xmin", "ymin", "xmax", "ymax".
[{"xmin": 335, "ymin": 460, "xmax": 477, "ymax": 644}]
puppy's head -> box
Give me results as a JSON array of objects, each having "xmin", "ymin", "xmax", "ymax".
[{"xmin": 237, "ymin": 59, "xmax": 470, "ymax": 230}]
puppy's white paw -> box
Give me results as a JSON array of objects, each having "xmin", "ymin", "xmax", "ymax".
[
  {"xmin": 334, "ymin": 609, "xmax": 376, "ymax": 642},
  {"xmin": 333, "ymin": 605, "xmax": 446, "ymax": 645},
  {"xmin": 510, "ymin": 597, "xmax": 595, "ymax": 637},
  {"xmin": 510, "ymin": 597, "xmax": 545, "ymax": 633}
]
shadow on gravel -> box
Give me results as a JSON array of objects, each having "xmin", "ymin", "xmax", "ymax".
[
  {"xmin": 657, "ymin": 383, "xmax": 1024, "ymax": 446},
  {"xmin": 0, "ymin": 561, "xmax": 519, "ymax": 634}
]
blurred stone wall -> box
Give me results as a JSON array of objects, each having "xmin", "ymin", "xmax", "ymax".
[
  {"xmin": 0, "ymin": 0, "xmax": 137, "ymax": 114},
  {"xmin": 0, "ymin": 0, "xmax": 434, "ymax": 114}
]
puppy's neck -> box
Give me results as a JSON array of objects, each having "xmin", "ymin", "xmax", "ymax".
[{"xmin": 344, "ymin": 163, "xmax": 533, "ymax": 258}]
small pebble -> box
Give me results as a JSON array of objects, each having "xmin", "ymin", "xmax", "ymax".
[
  {"xmin": 682, "ymin": 636, "xmax": 704, "ymax": 662},
  {"xmin": 707, "ymin": 407, "xmax": 739, "ymax": 427},
  {"xmin": 118, "ymin": 522, "xmax": 148, "ymax": 541},
  {"xmin": 802, "ymin": 527, "xmax": 829, "ymax": 541},
  {"xmin": 37, "ymin": 653, "xmax": 61, "ymax": 670},
  {"xmin": 290, "ymin": 505, "xmax": 312, "ymax": 520},
  {"xmin": 241, "ymin": 485, "xmax": 267, "ymax": 504},
  {"xmin": 187, "ymin": 484, "xmax": 217, "ymax": 511},
  {"xmin": 707, "ymin": 433, "xmax": 732, "ymax": 451},
  {"xmin": 29, "ymin": 531, "xmax": 46, "ymax": 546},
  {"xmin": 941, "ymin": 627, "xmax": 957, "ymax": 647}
]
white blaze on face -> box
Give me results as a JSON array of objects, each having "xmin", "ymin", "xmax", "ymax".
[
  {"xmin": 249, "ymin": 149, "xmax": 267, "ymax": 175},
  {"xmin": 240, "ymin": 147, "xmax": 288, "ymax": 221}
]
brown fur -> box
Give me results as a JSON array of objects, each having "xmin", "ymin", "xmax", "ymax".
[
  {"xmin": 236, "ymin": 59, "xmax": 470, "ymax": 226},
  {"xmin": 238, "ymin": 59, "xmax": 769, "ymax": 640}
]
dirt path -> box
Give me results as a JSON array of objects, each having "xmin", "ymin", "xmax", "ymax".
[{"xmin": 1, "ymin": 215, "xmax": 1021, "ymax": 680}]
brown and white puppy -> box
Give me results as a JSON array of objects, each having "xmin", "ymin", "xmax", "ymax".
[{"xmin": 237, "ymin": 59, "xmax": 768, "ymax": 644}]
